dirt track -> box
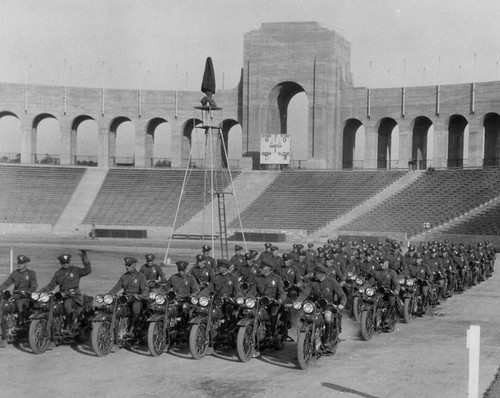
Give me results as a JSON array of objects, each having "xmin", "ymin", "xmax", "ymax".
[{"xmin": 0, "ymin": 241, "xmax": 499, "ymax": 398}]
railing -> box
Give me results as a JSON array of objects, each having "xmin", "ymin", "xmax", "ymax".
[
  {"xmin": 34, "ymin": 154, "xmax": 60, "ymax": 165},
  {"xmin": 110, "ymin": 157, "xmax": 134, "ymax": 167},
  {"xmin": 149, "ymin": 158, "xmax": 172, "ymax": 168},
  {"xmin": 0, "ymin": 152, "xmax": 21, "ymax": 163},
  {"xmin": 74, "ymin": 156, "xmax": 98, "ymax": 167}
]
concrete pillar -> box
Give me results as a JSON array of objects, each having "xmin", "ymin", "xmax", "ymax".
[
  {"xmin": 59, "ymin": 118, "xmax": 72, "ymax": 166},
  {"xmin": 364, "ymin": 121, "xmax": 378, "ymax": 169},
  {"xmin": 397, "ymin": 120, "xmax": 412, "ymax": 169},
  {"xmin": 19, "ymin": 116, "xmax": 34, "ymax": 164},
  {"xmin": 432, "ymin": 118, "xmax": 447, "ymax": 168},
  {"xmin": 468, "ymin": 117, "xmax": 484, "ymax": 167},
  {"xmin": 97, "ymin": 120, "xmax": 110, "ymax": 167},
  {"xmin": 169, "ymin": 119, "xmax": 183, "ymax": 168},
  {"xmin": 134, "ymin": 119, "xmax": 147, "ymax": 168}
]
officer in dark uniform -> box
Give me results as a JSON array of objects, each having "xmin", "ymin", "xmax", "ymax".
[
  {"xmin": 304, "ymin": 242, "xmax": 317, "ymax": 269},
  {"xmin": 189, "ymin": 254, "xmax": 215, "ymax": 289},
  {"xmin": 165, "ymin": 261, "xmax": 200, "ymax": 297},
  {"xmin": 203, "ymin": 259, "xmax": 241, "ymax": 298},
  {"xmin": 201, "ymin": 245, "xmax": 216, "ymax": 272},
  {"xmin": 236, "ymin": 252, "xmax": 260, "ymax": 288},
  {"xmin": 277, "ymin": 253, "xmax": 303, "ymax": 300},
  {"xmin": 0, "ymin": 255, "xmax": 38, "ymax": 347},
  {"xmin": 229, "ymin": 245, "xmax": 246, "ymax": 274},
  {"xmin": 269, "ymin": 246, "xmax": 284, "ymax": 270},
  {"xmin": 139, "ymin": 254, "xmax": 167, "ymax": 287},
  {"xmin": 108, "ymin": 257, "xmax": 149, "ymax": 336},
  {"xmin": 257, "ymin": 243, "xmax": 273, "ymax": 265},
  {"xmin": 369, "ymin": 258, "xmax": 400, "ymax": 326},
  {"xmin": 41, "ymin": 250, "xmax": 91, "ymax": 328},
  {"xmin": 403, "ymin": 254, "xmax": 433, "ymax": 314}
]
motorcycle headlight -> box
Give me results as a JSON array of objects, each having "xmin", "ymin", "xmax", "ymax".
[
  {"xmin": 95, "ymin": 294, "xmax": 104, "ymax": 304},
  {"xmin": 31, "ymin": 292, "xmax": 40, "ymax": 301},
  {"xmin": 293, "ymin": 300, "xmax": 302, "ymax": 310},
  {"xmin": 191, "ymin": 297, "xmax": 199, "ymax": 305},
  {"xmin": 356, "ymin": 277, "xmax": 364, "ymax": 286},
  {"xmin": 303, "ymin": 301, "xmax": 314, "ymax": 314},
  {"xmin": 149, "ymin": 291, "xmax": 157, "ymax": 301},
  {"xmin": 103, "ymin": 294, "xmax": 114, "ymax": 305},
  {"xmin": 406, "ymin": 279, "xmax": 415, "ymax": 287},
  {"xmin": 358, "ymin": 287, "xmax": 366, "ymax": 294},
  {"xmin": 199, "ymin": 296, "xmax": 209, "ymax": 307},
  {"xmin": 398, "ymin": 278, "xmax": 405, "ymax": 285},
  {"xmin": 40, "ymin": 292, "xmax": 50, "ymax": 303},
  {"xmin": 236, "ymin": 296, "xmax": 245, "ymax": 305},
  {"xmin": 366, "ymin": 287, "xmax": 375, "ymax": 297},
  {"xmin": 245, "ymin": 297, "xmax": 256, "ymax": 309},
  {"xmin": 155, "ymin": 295, "xmax": 166, "ymax": 305}
]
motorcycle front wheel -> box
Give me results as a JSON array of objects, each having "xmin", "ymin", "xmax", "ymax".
[
  {"xmin": 352, "ymin": 297, "xmax": 362, "ymax": 322},
  {"xmin": 189, "ymin": 322, "xmax": 210, "ymax": 360},
  {"xmin": 147, "ymin": 321, "xmax": 166, "ymax": 357},
  {"xmin": 91, "ymin": 321, "xmax": 113, "ymax": 357},
  {"xmin": 360, "ymin": 309, "xmax": 374, "ymax": 341},
  {"xmin": 5, "ymin": 313, "xmax": 17, "ymax": 342},
  {"xmin": 236, "ymin": 323, "xmax": 255, "ymax": 363},
  {"xmin": 296, "ymin": 329, "xmax": 314, "ymax": 369},
  {"xmin": 29, "ymin": 319, "xmax": 50, "ymax": 354},
  {"xmin": 403, "ymin": 297, "xmax": 412, "ymax": 324}
]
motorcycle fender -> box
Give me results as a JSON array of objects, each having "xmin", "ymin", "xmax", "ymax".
[
  {"xmin": 146, "ymin": 314, "xmax": 164, "ymax": 323},
  {"xmin": 299, "ymin": 322, "xmax": 313, "ymax": 333},
  {"xmin": 29, "ymin": 312, "xmax": 48, "ymax": 321},
  {"xmin": 189, "ymin": 315, "xmax": 207, "ymax": 325},
  {"xmin": 92, "ymin": 312, "xmax": 112, "ymax": 323},
  {"xmin": 237, "ymin": 317, "xmax": 253, "ymax": 327}
]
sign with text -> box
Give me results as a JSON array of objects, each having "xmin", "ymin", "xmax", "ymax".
[{"xmin": 260, "ymin": 134, "xmax": 290, "ymax": 164}]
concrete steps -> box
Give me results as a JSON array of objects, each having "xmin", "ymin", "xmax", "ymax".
[
  {"xmin": 174, "ymin": 171, "xmax": 279, "ymax": 234},
  {"xmin": 312, "ymin": 171, "xmax": 422, "ymax": 239},
  {"xmin": 53, "ymin": 168, "xmax": 109, "ymax": 236}
]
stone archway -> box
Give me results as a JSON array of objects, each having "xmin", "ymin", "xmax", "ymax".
[
  {"xmin": 484, "ymin": 113, "xmax": 500, "ymax": 166},
  {"xmin": 412, "ymin": 116, "xmax": 433, "ymax": 170},
  {"xmin": 377, "ymin": 118, "xmax": 397, "ymax": 169},
  {"xmin": 448, "ymin": 114, "xmax": 468, "ymax": 168},
  {"xmin": 342, "ymin": 118, "xmax": 364, "ymax": 169}
]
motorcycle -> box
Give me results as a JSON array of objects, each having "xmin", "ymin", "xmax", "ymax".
[
  {"xmin": 294, "ymin": 297, "xmax": 341, "ymax": 369},
  {"xmin": 360, "ymin": 286, "xmax": 397, "ymax": 341},
  {"xmin": 1, "ymin": 290, "xmax": 33, "ymax": 343},
  {"xmin": 397, "ymin": 276, "xmax": 417, "ymax": 323},
  {"xmin": 91, "ymin": 293, "xmax": 148, "ymax": 357},
  {"xmin": 146, "ymin": 291, "xmax": 194, "ymax": 357},
  {"xmin": 29, "ymin": 291, "xmax": 93, "ymax": 354},
  {"xmin": 349, "ymin": 275, "xmax": 367, "ymax": 322},
  {"xmin": 235, "ymin": 296, "xmax": 290, "ymax": 363}
]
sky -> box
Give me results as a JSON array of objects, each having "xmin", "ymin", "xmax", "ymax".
[{"xmin": 2, "ymin": 0, "xmax": 500, "ymax": 91}]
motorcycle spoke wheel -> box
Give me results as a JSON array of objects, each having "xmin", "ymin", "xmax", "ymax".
[
  {"xmin": 147, "ymin": 321, "xmax": 166, "ymax": 357},
  {"xmin": 360, "ymin": 310, "xmax": 374, "ymax": 341},
  {"xmin": 403, "ymin": 298, "xmax": 412, "ymax": 324},
  {"xmin": 296, "ymin": 330, "xmax": 314, "ymax": 369},
  {"xmin": 29, "ymin": 319, "xmax": 50, "ymax": 354},
  {"xmin": 352, "ymin": 297, "xmax": 361, "ymax": 322},
  {"xmin": 91, "ymin": 321, "xmax": 113, "ymax": 357},
  {"xmin": 236, "ymin": 323, "xmax": 255, "ymax": 363},
  {"xmin": 5, "ymin": 314, "xmax": 17, "ymax": 342},
  {"xmin": 189, "ymin": 322, "xmax": 209, "ymax": 360}
]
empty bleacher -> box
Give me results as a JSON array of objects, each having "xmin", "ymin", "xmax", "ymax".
[
  {"xmin": 340, "ymin": 169, "xmax": 500, "ymax": 237},
  {"xmin": 229, "ymin": 170, "xmax": 406, "ymax": 233},
  {"xmin": 441, "ymin": 202, "xmax": 500, "ymax": 235},
  {"xmin": 0, "ymin": 165, "xmax": 85, "ymax": 224},
  {"xmin": 83, "ymin": 169, "xmax": 239, "ymax": 227}
]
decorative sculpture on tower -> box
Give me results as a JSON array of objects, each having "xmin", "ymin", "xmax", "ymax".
[{"xmin": 200, "ymin": 57, "xmax": 218, "ymax": 109}]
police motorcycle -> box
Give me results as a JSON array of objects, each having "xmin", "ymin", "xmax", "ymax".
[
  {"xmin": 359, "ymin": 285, "xmax": 398, "ymax": 341},
  {"xmin": 29, "ymin": 290, "xmax": 94, "ymax": 354},
  {"xmin": 0, "ymin": 290, "xmax": 34, "ymax": 343},
  {"xmin": 235, "ymin": 295, "xmax": 290, "ymax": 363},
  {"xmin": 397, "ymin": 276, "xmax": 417, "ymax": 323},
  {"xmin": 348, "ymin": 274, "xmax": 366, "ymax": 322},
  {"xmin": 293, "ymin": 297, "xmax": 341, "ymax": 369},
  {"xmin": 145, "ymin": 291, "xmax": 195, "ymax": 357},
  {"xmin": 91, "ymin": 293, "xmax": 148, "ymax": 357}
]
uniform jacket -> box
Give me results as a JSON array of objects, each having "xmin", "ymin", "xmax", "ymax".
[
  {"xmin": 0, "ymin": 269, "xmax": 38, "ymax": 292},
  {"xmin": 42, "ymin": 260, "xmax": 91, "ymax": 293},
  {"xmin": 140, "ymin": 263, "xmax": 166, "ymax": 283},
  {"xmin": 108, "ymin": 270, "xmax": 149, "ymax": 299},
  {"xmin": 165, "ymin": 273, "xmax": 200, "ymax": 297},
  {"xmin": 249, "ymin": 273, "xmax": 286, "ymax": 302}
]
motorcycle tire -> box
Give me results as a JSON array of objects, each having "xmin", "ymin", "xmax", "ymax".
[
  {"xmin": 236, "ymin": 323, "xmax": 255, "ymax": 363},
  {"xmin": 91, "ymin": 321, "xmax": 113, "ymax": 357},
  {"xmin": 296, "ymin": 329, "xmax": 314, "ymax": 370},
  {"xmin": 5, "ymin": 313, "xmax": 17, "ymax": 342},
  {"xmin": 403, "ymin": 297, "xmax": 412, "ymax": 324},
  {"xmin": 189, "ymin": 322, "xmax": 210, "ymax": 360},
  {"xmin": 147, "ymin": 321, "xmax": 167, "ymax": 357},
  {"xmin": 29, "ymin": 319, "xmax": 50, "ymax": 354},
  {"xmin": 352, "ymin": 297, "xmax": 361, "ymax": 322},
  {"xmin": 360, "ymin": 309, "xmax": 374, "ymax": 341}
]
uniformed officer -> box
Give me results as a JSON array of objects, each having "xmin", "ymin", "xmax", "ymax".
[
  {"xmin": 257, "ymin": 243, "xmax": 273, "ymax": 265},
  {"xmin": 165, "ymin": 261, "xmax": 200, "ymax": 297},
  {"xmin": 403, "ymin": 254, "xmax": 433, "ymax": 314},
  {"xmin": 108, "ymin": 257, "xmax": 149, "ymax": 336},
  {"xmin": 269, "ymin": 246, "xmax": 284, "ymax": 270},
  {"xmin": 203, "ymin": 259, "xmax": 241, "ymax": 298},
  {"xmin": 229, "ymin": 245, "xmax": 246, "ymax": 274},
  {"xmin": 41, "ymin": 250, "xmax": 91, "ymax": 327},
  {"xmin": 236, "ymin": 252, "xmax": 260, "ymax": 288},
  {"xmin": 189, "ymin": 253, "xmax": 216, "ymax": 289},
  {"xmin": 201, "ymin": 245, "xmax": 216, "ymax": 272},
  {"xmin": 277, "ymin": 253, "xmax": 303, "ymax": 300},
  {"xmin": 369, "ymin": 258, "xmax": 400, "ymax": 326},
  {"xmin": 139, "ymin": 254, "xmax": 167, "ymax": 287},
  {"xmin": 0, "ymin": 255, "xmax": 38, "ymax": 347},
  {"xmin": 304, "ymin": 242, "xmax": 317, "ymax": 269}
]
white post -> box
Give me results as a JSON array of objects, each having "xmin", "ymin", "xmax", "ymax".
[
  {"xmin": 467, "ymin": 325, "xmax": 480, "ymax": 398},
  {"xmin": 10, "ymin": 247, "xmax": 13, "ymax": 273}
]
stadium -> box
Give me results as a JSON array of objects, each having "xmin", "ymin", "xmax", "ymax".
[{"xmin": 0, "ymin": 21, "xmax": 499, "ymax": 398}]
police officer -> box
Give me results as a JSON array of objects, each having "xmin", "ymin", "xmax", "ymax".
[
  {"xmin": 0, "ymin": 255, "xmax": 38, "ymax": 347},
  {"xmin": 165, "ymin": 261, "xmax": 200, "ymax": 297},
  {"xmin": 41, "ymin": 250, "xmax": 91, "ymax": 328},
  {"xmin": 201, "ymin": 245, "xmax": 216, "ymax": 272},
  {"xmin": 229, "ymin": 245, "xmax": 246, "ymax": 274},
  {"xmin": 140, "ymin": 254, "xmax": 167, "ymax": 287},
  {"xmin": 277, "ymin": 253, "xmax": 303, "ymax": 300},
  {"xmin": 403, "ymin": 254, "xmax": 433, "ymax": 314},
  {"xmin": 370, "ymin": 258, "xmax": 400, "ymax": 327},
  {"xmin": 203, "ymin": 259, "xmax": 241, "ymax": 298},
  {"xmin": 108, "ymin": 257, "xmax": 149, "ymax": 336},
  {"xmin": 189, "ymin": 253, "xmax": 216, "ymax": 289},
  {"xmin": 257, "ymin": 243, "xmax": 273, "ymax": 265},
  {"xmin": 236, "ymin": 252, "xmax": 260, "ymax": 287}
]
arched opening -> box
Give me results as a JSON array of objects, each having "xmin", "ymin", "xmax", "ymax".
[
  {"xmin": 448, "ymin": 114, "xmax": 468, "ymax": 168},
  {"xmin": 0, "ymin": 112, "xmax": 21, "ymax": 163},
  {"xmin": 377, "ymin": 118, "xmax": 398, "ymax": 169},
  {"xmin": 182, "ymin": 118, "xmax": 203, "ymax": 168},
  {"xmin": 342, "ymin": 119, "xmax": 364, "ymax": 169},
  {"xmin": 267, "ymin": 82, "xmax": 308, "ymax": 167},
  {"xmin": 221, "ymin": 119, "xmax": 242, "ymax": 169},
  {"xmin": 412, "ymin": 117, "xmax": 432, "ymax": 170},
  {"xmin": 34, "ymin": 114, "xmax": 60, "ymax": 164},
  {"xmin": 484, "ymin": 113, "xmax": 500, "ymax": 166},
  {"xmin": 109, "ymin": 117, "xmax": 134, "ymax": 166},
  {"xmin": 146, "ymin": 117, "xmax": 171, "ymax": 168},
  {"xmin": 73, "ymin": 116, "xmax": 98, "ymax": 166}
]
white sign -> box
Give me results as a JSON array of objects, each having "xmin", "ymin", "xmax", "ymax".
[{"xmin": 260, "ymin": 134, "xmax": 290, "ymax": 164}]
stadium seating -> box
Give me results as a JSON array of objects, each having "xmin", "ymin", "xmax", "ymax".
[
  {"xmin": 0, "ymin": 165, "xmax": 85, "ymax": 224},
  {"xmin": 440, "ymin": 202, "xmax": 500, "ymax": 236}
]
